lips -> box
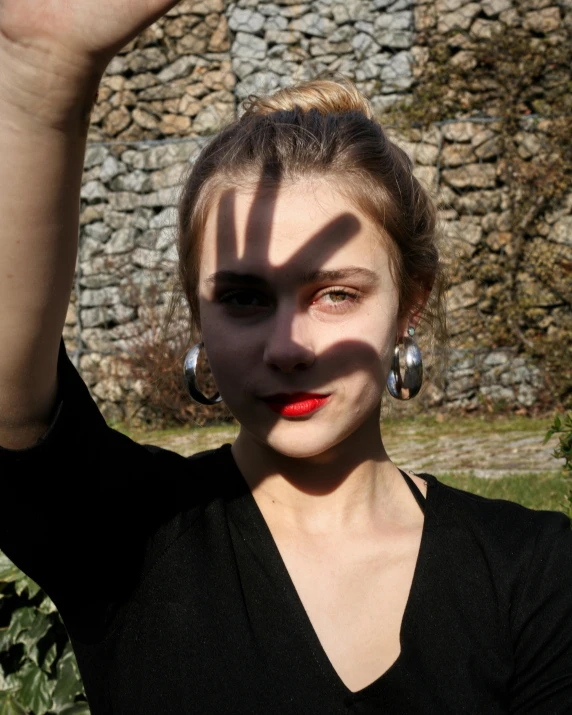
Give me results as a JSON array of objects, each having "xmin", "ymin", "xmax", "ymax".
[{"xmin": 262, "ymin": 392, "xmax": 330, "ymax": 417}]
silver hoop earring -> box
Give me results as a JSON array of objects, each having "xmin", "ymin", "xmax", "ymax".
[
  {"xmin": 183, "ymin": 343, "xmax": 223, "ymax": 405},
  {"xmin": 386, "ymin": 328, "xmax": 423, "ymax": 400}
]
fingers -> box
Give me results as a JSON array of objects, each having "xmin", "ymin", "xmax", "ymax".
[
  {"xmin": 216, "ymin": 187, "xmax": 238, "ymax": 267},
  {"xmin": 284, "ymin": 213, "xmax": 361, "ymax": 277},
  {"xmin": 243, "ymin": 160, "xmax": 281, "ymax": 263}
]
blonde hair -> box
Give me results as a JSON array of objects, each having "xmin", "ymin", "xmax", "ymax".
[{"xmin": 174, "ymin": 75, "xmax": 448, "ymax": 373}]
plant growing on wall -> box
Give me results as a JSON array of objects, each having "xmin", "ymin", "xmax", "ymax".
[
  {"xmin": 544, "ymin": 412, "xmax": 572, "ymax": 522},
  {"xmin": 0, "ymin": 554, "xmax": 89, "ymax": 715},
  {"xmin": 393, "ymin": 3, "xmax": 572, "ymax": 408}
]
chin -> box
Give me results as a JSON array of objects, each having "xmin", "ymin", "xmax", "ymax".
[{"xmin": 261, "ymin": 415, "xmax": 368, "ymax": 461}]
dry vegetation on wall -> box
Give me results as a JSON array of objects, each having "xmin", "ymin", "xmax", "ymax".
[
  {"xmin": 396, "ymin": 0, "xmax": 572, "ymax": 408},
  {"xmin": 114, "ymin": 283, "xmax": 233, "ymax": 428}
]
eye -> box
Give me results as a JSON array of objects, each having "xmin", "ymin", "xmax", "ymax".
[
  {"xmin": 313, "ymin": 288, "xmax": 360, "ymax": 313},
  {"xmin": 218, "ymin": 289, "xmax": 271, "ymax": 314}
]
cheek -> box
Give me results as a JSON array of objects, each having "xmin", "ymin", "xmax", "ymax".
[{"xmin": 199, "ymin": 302, "xmax": 258, "ymax": 393}]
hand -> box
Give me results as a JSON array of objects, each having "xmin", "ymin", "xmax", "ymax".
[{"xmin": 0, "ymin": 0, "xmax": 181, "ymax": 73}]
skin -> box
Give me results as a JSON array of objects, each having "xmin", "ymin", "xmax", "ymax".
[
  {"xmin": 198, "ymin": 177, "xmax": 430, "ymax": 691},
  {"xmin": 0, "ymin": 0, "xmax": 179, "ymax": 448}
]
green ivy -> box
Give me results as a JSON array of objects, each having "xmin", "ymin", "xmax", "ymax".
[
  {"xmin": 0, "ymin": 553, "xmax": 89, "ymax": 715},
  {"xmin": 387, "ymin": 4, "xmax": 572, "ymax": 409},
  {"xmin": 544, "ymin": 412, "xmax": 572, "ymax": 522}
]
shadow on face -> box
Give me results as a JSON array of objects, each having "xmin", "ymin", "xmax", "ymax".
[{"xmin": 196, "ymin": 163, "xmax": 411, "ymax": 491}]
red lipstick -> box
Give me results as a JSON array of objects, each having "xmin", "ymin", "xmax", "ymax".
[{"xmin": 264, "ymin": 393, "xmax": 330, "ymax": 417}]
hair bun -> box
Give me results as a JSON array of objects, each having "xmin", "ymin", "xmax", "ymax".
[{"xmin": 241, "ymin": 76, "xmax": 374, "ymax": 120}]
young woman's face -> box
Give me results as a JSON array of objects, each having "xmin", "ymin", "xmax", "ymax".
[{"xmin": 198, "ymin": 178, "xmax": 408, "ymax": 459}]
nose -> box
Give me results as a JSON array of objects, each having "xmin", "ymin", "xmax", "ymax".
[{"xmin": 263, "ymin": 305, "xmax": 315, "ymax": 373}]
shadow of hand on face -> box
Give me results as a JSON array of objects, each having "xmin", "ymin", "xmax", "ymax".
[{"xmin": 205, "ymin": 162, "xmax": 397, "ymax": 495}]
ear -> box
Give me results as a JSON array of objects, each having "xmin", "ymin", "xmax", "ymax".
[{"xmin": 397, "ymin": 284, "xmax": 433, "ymax": 340}]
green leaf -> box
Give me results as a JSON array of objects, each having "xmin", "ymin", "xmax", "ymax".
[
  {"xmin": 37, "ymin": 596, "xmax": 57, "ymax": 616},
  {"xmin": 0, "ymin": 608, "xmax": 35, "ymax": 652},
  {"xmin": 41, "ymin": 643, "xmax": 57, "ymax": 674},
  {"xmin": 59, "ymin": 704, "xmax": 91, "ymax": 715},
  {"xmin": 51, "ymin": 648, "xmax": 84, "ymax": 711},
  {"xmin": 0, "ymin": 693, "xmax": 28, "ymax": 715},
  {"xmin": 17, "ymin": 662, "xmax": 54, "ymax": 715},
  {"xmin": 17, "ymin": 613, "xmax": 51, "ymax": 665},
  {"xmin": 0, "ymin": 553, "xmax": 25, "ymax": 584},
  {"xmin": 0, "ymin": 665, "xmax": 20, "ymax": 693},
  {"xmin": 555, "ymin": 414, "xmax": 562, "ymax": 430},
  {"xmin": 14, "ymin": 576, "xmax": 42, "ymax": 600}
]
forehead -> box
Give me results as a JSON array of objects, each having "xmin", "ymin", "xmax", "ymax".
[{"xmin": 199, "ymin": 179, "xmax": 392, "ymax": 278}]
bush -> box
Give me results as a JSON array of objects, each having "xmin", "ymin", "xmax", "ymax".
[
  {"xmin": 0, "ymin": 554, "xmax": 89, "ymax": 715},
  {"xmin": 544, "ymin": 412, "xmax": 572, "ymax": 522}
]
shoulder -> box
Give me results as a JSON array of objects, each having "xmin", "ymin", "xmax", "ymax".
[
  {"xmin": 423, "ymin": 472, "xmax": 571, "ymax": 586},
  {"xmin": 427, "ymin": 472, "xmax": 570, "ymax": 535}
]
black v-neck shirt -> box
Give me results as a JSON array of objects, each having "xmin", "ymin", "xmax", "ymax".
[{"xmin": 1, "ymin": 342, "xmax": 571, "ymax": 714}]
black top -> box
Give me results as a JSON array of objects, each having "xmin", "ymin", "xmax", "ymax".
[{"xmin": 1, "ymin": 341, "xmax": 571, "ymax": 714}]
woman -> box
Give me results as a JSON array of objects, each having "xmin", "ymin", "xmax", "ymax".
[{"xmin": 0, "ymin": 1, "xmax": 570, "ymax": 713}]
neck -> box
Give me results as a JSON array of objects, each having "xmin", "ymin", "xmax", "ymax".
[{"xmin": 231, "ymin": 412, "xmax": 402, "ymax": 535}]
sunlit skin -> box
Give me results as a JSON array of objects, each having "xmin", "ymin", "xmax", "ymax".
[{"xmin": 198, "ymin": 177, "xmax": 428, "ymax": 535}]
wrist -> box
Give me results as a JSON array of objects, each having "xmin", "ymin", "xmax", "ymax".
[{"xmin": 0, "ymin": 36, "xmax": 102, "ymax": 133}]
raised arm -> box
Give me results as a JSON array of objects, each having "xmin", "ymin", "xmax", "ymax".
[{"xmin": 0, "ymin": 0, "xmax": 180, "ymax": 449}]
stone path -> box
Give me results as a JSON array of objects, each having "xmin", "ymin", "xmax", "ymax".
[{"xmin": 139, "ymin": 418, "xmax": 565, "ymax": 479}]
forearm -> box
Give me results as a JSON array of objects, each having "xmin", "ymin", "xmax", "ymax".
[{"xmin": 0, "ymin": 40, "xmax": 100, "ymax": 446}]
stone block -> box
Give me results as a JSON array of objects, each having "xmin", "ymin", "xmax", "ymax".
[
  {"xmin": 111, "ymin": 170, "xmax": 152, "ymax": 193},
  {"xmin": 442, "ymin": 164, "xmax": 497, "ymax": 189},
  {"xmin": 441, "ymin": 143, "xmax": 476, "ymax": 167},
  {"xmin": 159, "ymin": 114, "xmax": 192, "ymax": 135},
  {"xmin": 523, "ymin": 7, "xmax": 561, "ymax": 32},
  {"xmin": 123, "ymin": 140, "xmax": 204, "ymax": 171},
  {"xmin": 235, "ymin": 72, "xmax": 282, "ymax": 101},
  {"xmin": 438, "ymin": 3, "xmax": 480, "ymax": 31},
  {"xmin": 232, "ymin": 31, "xmax": 268, "ymax": 59},
  {"xmin": 481, "ymin": 0, "xmax": 513, "ymax": 15},
  {"xmin": 470, "ymin": 18, "xmax": 502, "ymax": 38},
  {"xmin": 413, "ymin": 166, "xmax": 438, "ymax": 193},
  {"xmin": 289, "ymin": 12, "xmax": 336, "ymax": 36},
  {"xmin": 126, "ymin": 48, "xmax": 167, "ymax": 73},
  {"xmin": 150, "ymin": 207, "xmax": 179, "ymax": 229},
  {"xmin": 441, "ymin": 122, "xmax": 481, "ymax": 143},
  {"xmin": 447, "ymin": 280, "xmax": 478, "ymax": 312},
  {"xmin": 158, "ymin": 56, "xmax": 198, "ymax": 83},
  {"xmin": 84, "ymin": 146, "xmax": 110, "ymax": 169},
  {"xmin": 105, "ymin": 228, "xmax": 138, "ymax": 255},
  {"xmin": 483, "ymin": 351, "xmax": 510, "ymax": 367},
  {"xmin": 548, "ymin": 217, "xmax": 572, "ymax": 247},
  {"xmin": 209, "ymin": 14, "xmax": 231, "ymax": 52},
  {"xmin": 80, "ymin": 287, "xmax": 122, "ymax": 308},
  {"xmin": 446, "ymin": 374, "xmax": 479, "ymax": 397},
  {"xmin": 480, "ymin": 385, "xmax": 516, "ymax": 402},
  {"xmin": 435, "ymin": 0, "xmax": 474, "ymax": 11},
  {"xmin": 229, "ymin": 7, "xmax": 266, "ymax": 33},
  {"xmin": 79, "ymin": 274, "xmax": 118, "ymax": 290},
  {"xmin": 352, "ymin": 32, "xmax": 382, "ymax": 59},
  {"xmin": 93, "ymin": 377, "xmax": 124, "ymax": 403},
  {"xmin": 377, "ymin": 30, "xmax": 414, "ymax": 48},
  {"xmin": 132, "ymin": 248, "xmax": 164, "ymax": 269},
  {"xmin": 374, "ymin": 11, "xmax": 412, "ymax": 32},
  {"xmin": 81, "ymin": 181, "xmax": 108, "ymax": 202}
]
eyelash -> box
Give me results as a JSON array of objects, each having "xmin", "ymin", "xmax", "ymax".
[
  {"xmin": 313, "ymin": 287, "xmax": 361, "ymax": 312},
  {"xmin": 218, "ymin": 287, "xmax": 361, "ymax": 314}
]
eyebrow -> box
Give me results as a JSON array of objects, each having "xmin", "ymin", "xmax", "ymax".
[{"xmin": 206, "ymin": 267, "xmax": 378, "ymax": 286}]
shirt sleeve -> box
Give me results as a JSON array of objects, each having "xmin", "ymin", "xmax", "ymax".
[
  {"xmin": 509, "ymin": 509, "xmax": 572, "ymax": 713},
  {"xmin": 0, "ymin": 338, "xmax": 194, "ymax": 642}
]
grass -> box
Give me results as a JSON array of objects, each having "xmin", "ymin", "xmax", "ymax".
[
  {"xmin": 437, "ymin": 471, "xmax": 569, "ymax": 513},
  {"xmin": 112, "ymin": 412, "xmax": 570, "ymax": 516}
]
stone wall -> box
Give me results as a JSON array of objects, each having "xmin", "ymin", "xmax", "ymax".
[{"xmin": 69, "ymin": 0, "xmax": 571, "ymax": 422}]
